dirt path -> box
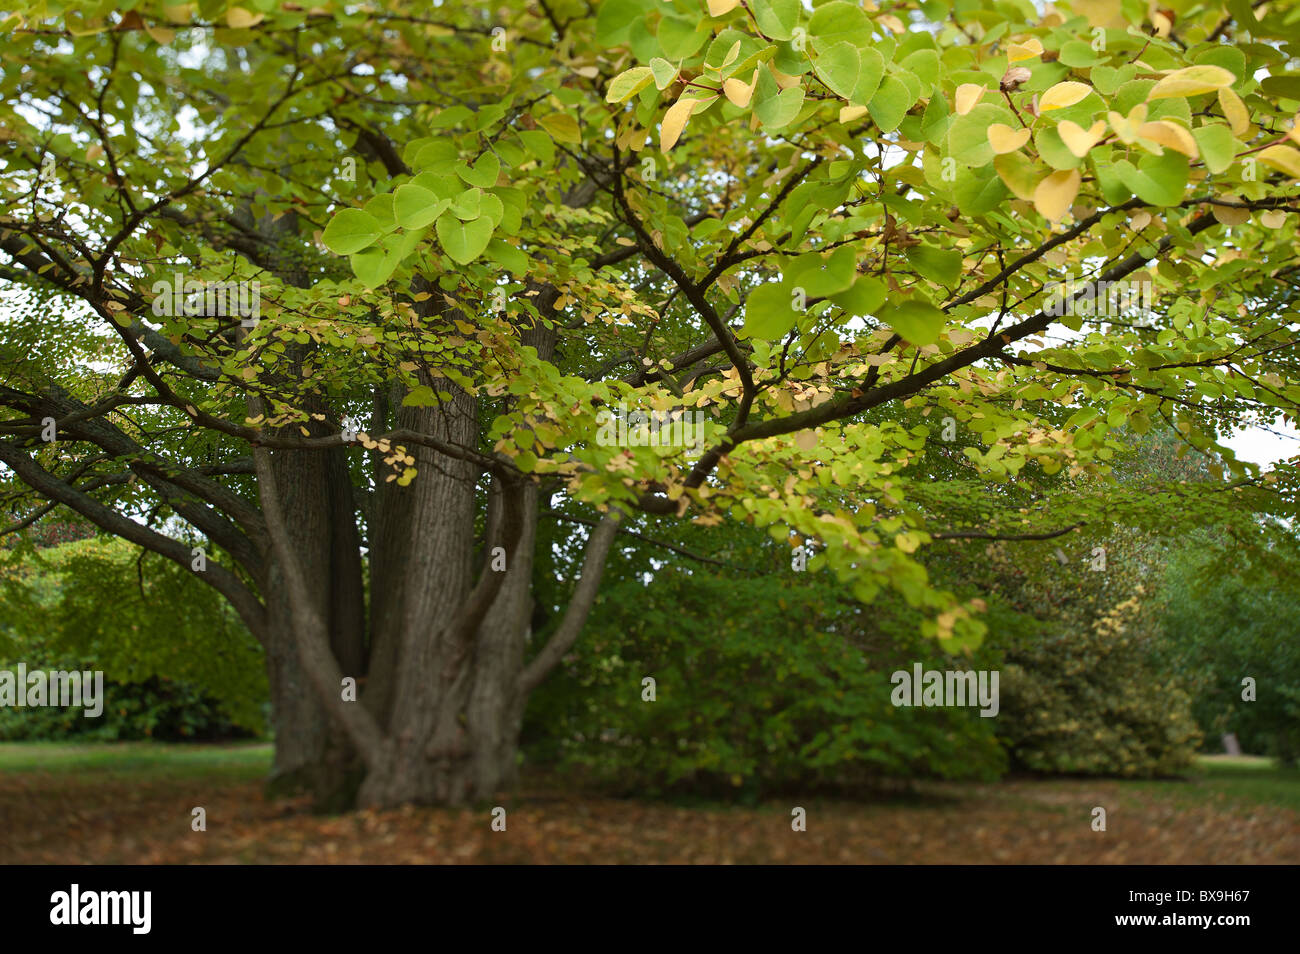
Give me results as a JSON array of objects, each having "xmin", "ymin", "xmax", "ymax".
[{"xmin": 4, "ymin": 767, "xmax": 1297, "ymax": 864}]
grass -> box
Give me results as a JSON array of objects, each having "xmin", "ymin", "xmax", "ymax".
[
  {"xmin": 0, "ymin": 740, "xmax": 272, "ymax": 781},
  {"xmin": 1126, "ymin": 754, "xmax": 1300, "ymax": 813},
  {"xmin": 1, "ymin": 742, "xmax": 1296, "ymax": 812}
]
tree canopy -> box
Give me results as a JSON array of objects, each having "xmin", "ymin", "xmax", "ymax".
[{"xmin": 1, "ymin": 0, "xmax": 1298, "ymax": 805}]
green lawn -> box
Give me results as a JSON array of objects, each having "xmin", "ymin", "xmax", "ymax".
[
  {"xmin": 1, "ymin": 743, "xmax": 1296, "ymax": 813},
  {"xmin": 1126, "ymin": 755, "xmax": 1300, "ymax": 813},
  {"xmin": 0, "ymin": 740, "xmax": 272, "ymax": 781}
]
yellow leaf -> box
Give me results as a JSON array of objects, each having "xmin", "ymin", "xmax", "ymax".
[
  {"xmin": 1070, "ymin": 0, "xmax": 1125, "ymax": 28},
  {"xmin": 839, "ymin": 105, "xmax": 868, "ymax": 123},
  {"xmin": 895, "ymin": 532, "xmax": 921, "ymax": 554},
  {"xmin": 1211, "ymin": 203, "xmax": 1250, "ymax": 226},
  {"xmin": 225, "ymin": 6, "xmax": 264, "ymax": 28},
  {"xmin": 85, "ymin": 143, "xmax": 104, "ymax": 162},
  {"xmin": 1137, "ymin": 120, "xmax": 1198, "ymax": 158},
  {"xmin": 1148, "ymin": 65, "xmax": 1236, "ymax": 100},
  {"xmin": 1218, "ymin": 87, "xmax": 1250, "ymax": 137},
  {"xmin": 1260, "ymin": 210, "xmax": 1288, "ymax": 229},
  {"xmin": 987, "ymin": 123, "xmax": 1031, "ymax": 154},
  {"xmin": 1057, "ymin": 119, "xmax": 1106, "ymax": 157},
  {"xmin": 1107, "ymin": 104, "xmax": 1147, "ymax": 144},
  {"xmin": 994, "ymin": 153, "xmax": 1037, "ymax": 201},
  {"xmin": 660, "ymin": 97, "xmax": 697, "ymax": 152},
  {"xmin": 770, "ymin": 64, "xmax": 801, "ymax": 90},
  {"xmin": 537, "ymin": 112, "xmax": 582, "ymax": 144},
  {"xmin": 723, "ymin": 68, "xmax": 759, "ymax": 108},
  {"xmin": 1129, "ymin": 210, "xmax": 1152, "ymax": 230},
  {"xmin": 1258, "ymin": 144, "xmax": 1300, "ymax": 178},
  {"xmin": 1039, "ymin": 81, "xmax": 1092, "ymax": 112},
  {"xmin": 1033, "ymin": 168, "xmax": 1081, "ymax": 222},
  {"xmin": 707, "ymin": 0, "xmax": 740, "ymax": 14},
  {"xmin": 955, "ymin": 83, "xmax": 983, "ymax": 115},
  {"xmin": 1007, "ymin": 38, "xmax": 1043, "ymax": 63}
]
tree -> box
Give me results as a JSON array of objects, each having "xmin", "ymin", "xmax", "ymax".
[
  {"xmin": 1155, "ymin": 529, "xmax": 1300, "ymax": 764},
  {"xmin": 1, "ymin": 0, "xmax": 1297, "ymax": 807}
]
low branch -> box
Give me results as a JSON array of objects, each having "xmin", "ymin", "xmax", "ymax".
[{"xmin": 518, "ymin": 510, "xmax": 621, "ymax": 695}]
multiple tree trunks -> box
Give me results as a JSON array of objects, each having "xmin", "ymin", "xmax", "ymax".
[{"xmin": 249, "ymin": 315, "xmax": 613, "ymax": 810}]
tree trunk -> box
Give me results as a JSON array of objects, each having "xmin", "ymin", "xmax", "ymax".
[
  {"xmin": 249, "ymin": 307, "xmax": 618, "ymax": 811},
  {"xmin": 260, "ymin": 435, "xmax": 366, "ymax": 810}
]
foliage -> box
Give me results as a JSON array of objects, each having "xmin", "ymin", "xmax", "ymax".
[
  {"xmin": 997, "ymin": 591, "xmax": 1203, "ymax": 777},
  {"xmin": 1, "ymin": 0, "xmax": 1297, "ymax": 654},
  {"xmin": 1153, "ymin": 532, "xmax": 1300, "ymax": 764},
  {"xmin": 0, "ymin": 537, "xmax": 267, "ymax": 737},
  {"xmin": 1, "ymin": 1, "xmax": 1299, "ymax": 808},
  {"xmin": 525, "ymin": 567, "xmax": 1010, "ymax": 795}
]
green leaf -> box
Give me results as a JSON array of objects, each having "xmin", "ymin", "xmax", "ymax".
[
  {"xmin": 868, "ymin": 75, "xmax": 914, "ymax": 133},
  {"xmin": 905, "ymin": 245, "xmax": 962, "ymax": 287},
  {"xmin": 920, "ymin": 91, "xmax": 950, "ymax": 144},
  {"xmin": 392, "ymin": 184, "xmax": 449, "ymax": 230},
  {"xmin": 829, "ymin": 275, "xmax": 886, "ymax": 316},
  {"xmin": 436, "ymin": 213, "xmax": 494, "ymax": 264},
  {"xmin": 402, "ymin": 384, "xmax": 439, "ymax": 406},
  {"xmin": 812, "ymin": 42, "xmax": 860, "ymax": 100},
  {"xmin": 596, "ymin": 0, "xmax": 644, "ymax": 46},
  {"xmin": 946, "ymin": 103, "xmax": 1005, "ymax": 166},
  {"xmin": 786, "ymin": 246, "xmax": 858, "ymax": 297},
  {"xmin": 321, "ymin": 209, "xmax": 383, "ymax": 255},
  {"xmin": 752, "ymin": 0, "xmax": 800, "ymax": 41},
  {"xmin": 455, "ymin": 152, "xmax": 501, "ymax": 189},
  {"xmin": 1258, "ymin": 73, "xmax": 1300, "ymax": 99},
  {"xmin": 349, "ymin": 228, "xmax": 426, "ymax": 288},
  {"xmin": 607, "ymin": 66, "xmax": 656, "ymax": 103},
  {"xmin": 850, "ymin": 48, "xmax": 886, "ymax": 105},
  {"xmin": 880, "ymin": 299, "xmax": 946, "ymax": 346},
  {"xmin": 743, "ymin": 282, "xmax": 800, "ymax": 340},
  {"xmin": 951, "ymin": 165, "xmax": 1008, "ymax": 216},
  {"xmin": 650, "ymin": 58, "xmax": 678, "ymax": 90},
  {"xmin": 486, "ymin": 238, "xmax": 528, "ymax": 274},
  {"xmin": 1191, "ymin": 124, "xmax": 1240, "ymax": 175},
  {"xmin": 450, "ymin": 188, "xmax": 482, "ymax": 221},
  {"xmin": 363, "ymin": 193, "xmax": 397, "ymax": 230},
  {"xmin": 658, "ymin": 14, "xmax": 710, "ymax": 60},
  {"xmin": 518, "ymin": 129, "xmax": 555, "ymax": 165},
  {"xmin": 1114, "ymin": 151, "xmax": 1189, "ymax": 206},
  {"xmin": 478, "ymin": 192, "xmax": 506, "ymax": 228},
  {"xmin": 808, "ymin": 0, "xmax": 869, "ymax": 46},
  {"xmin": 754, "ymin": 84, "xmax": 805, "ymax": 129}
]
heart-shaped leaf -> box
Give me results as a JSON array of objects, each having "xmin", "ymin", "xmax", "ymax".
[
  {"xmin": 455, "ymin": 153, "xmax": 501, "ymax": 189},
  {"xmin": 322, "ymin": 209, "xmax": 384, "ymax": 255},
  {"xmin": 393, "ymin": 184, "xmax": 449, "ymax": 230},
  {"xmin": 436, "ymin": 213, "xmax": 494, "ymax": 264}
]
